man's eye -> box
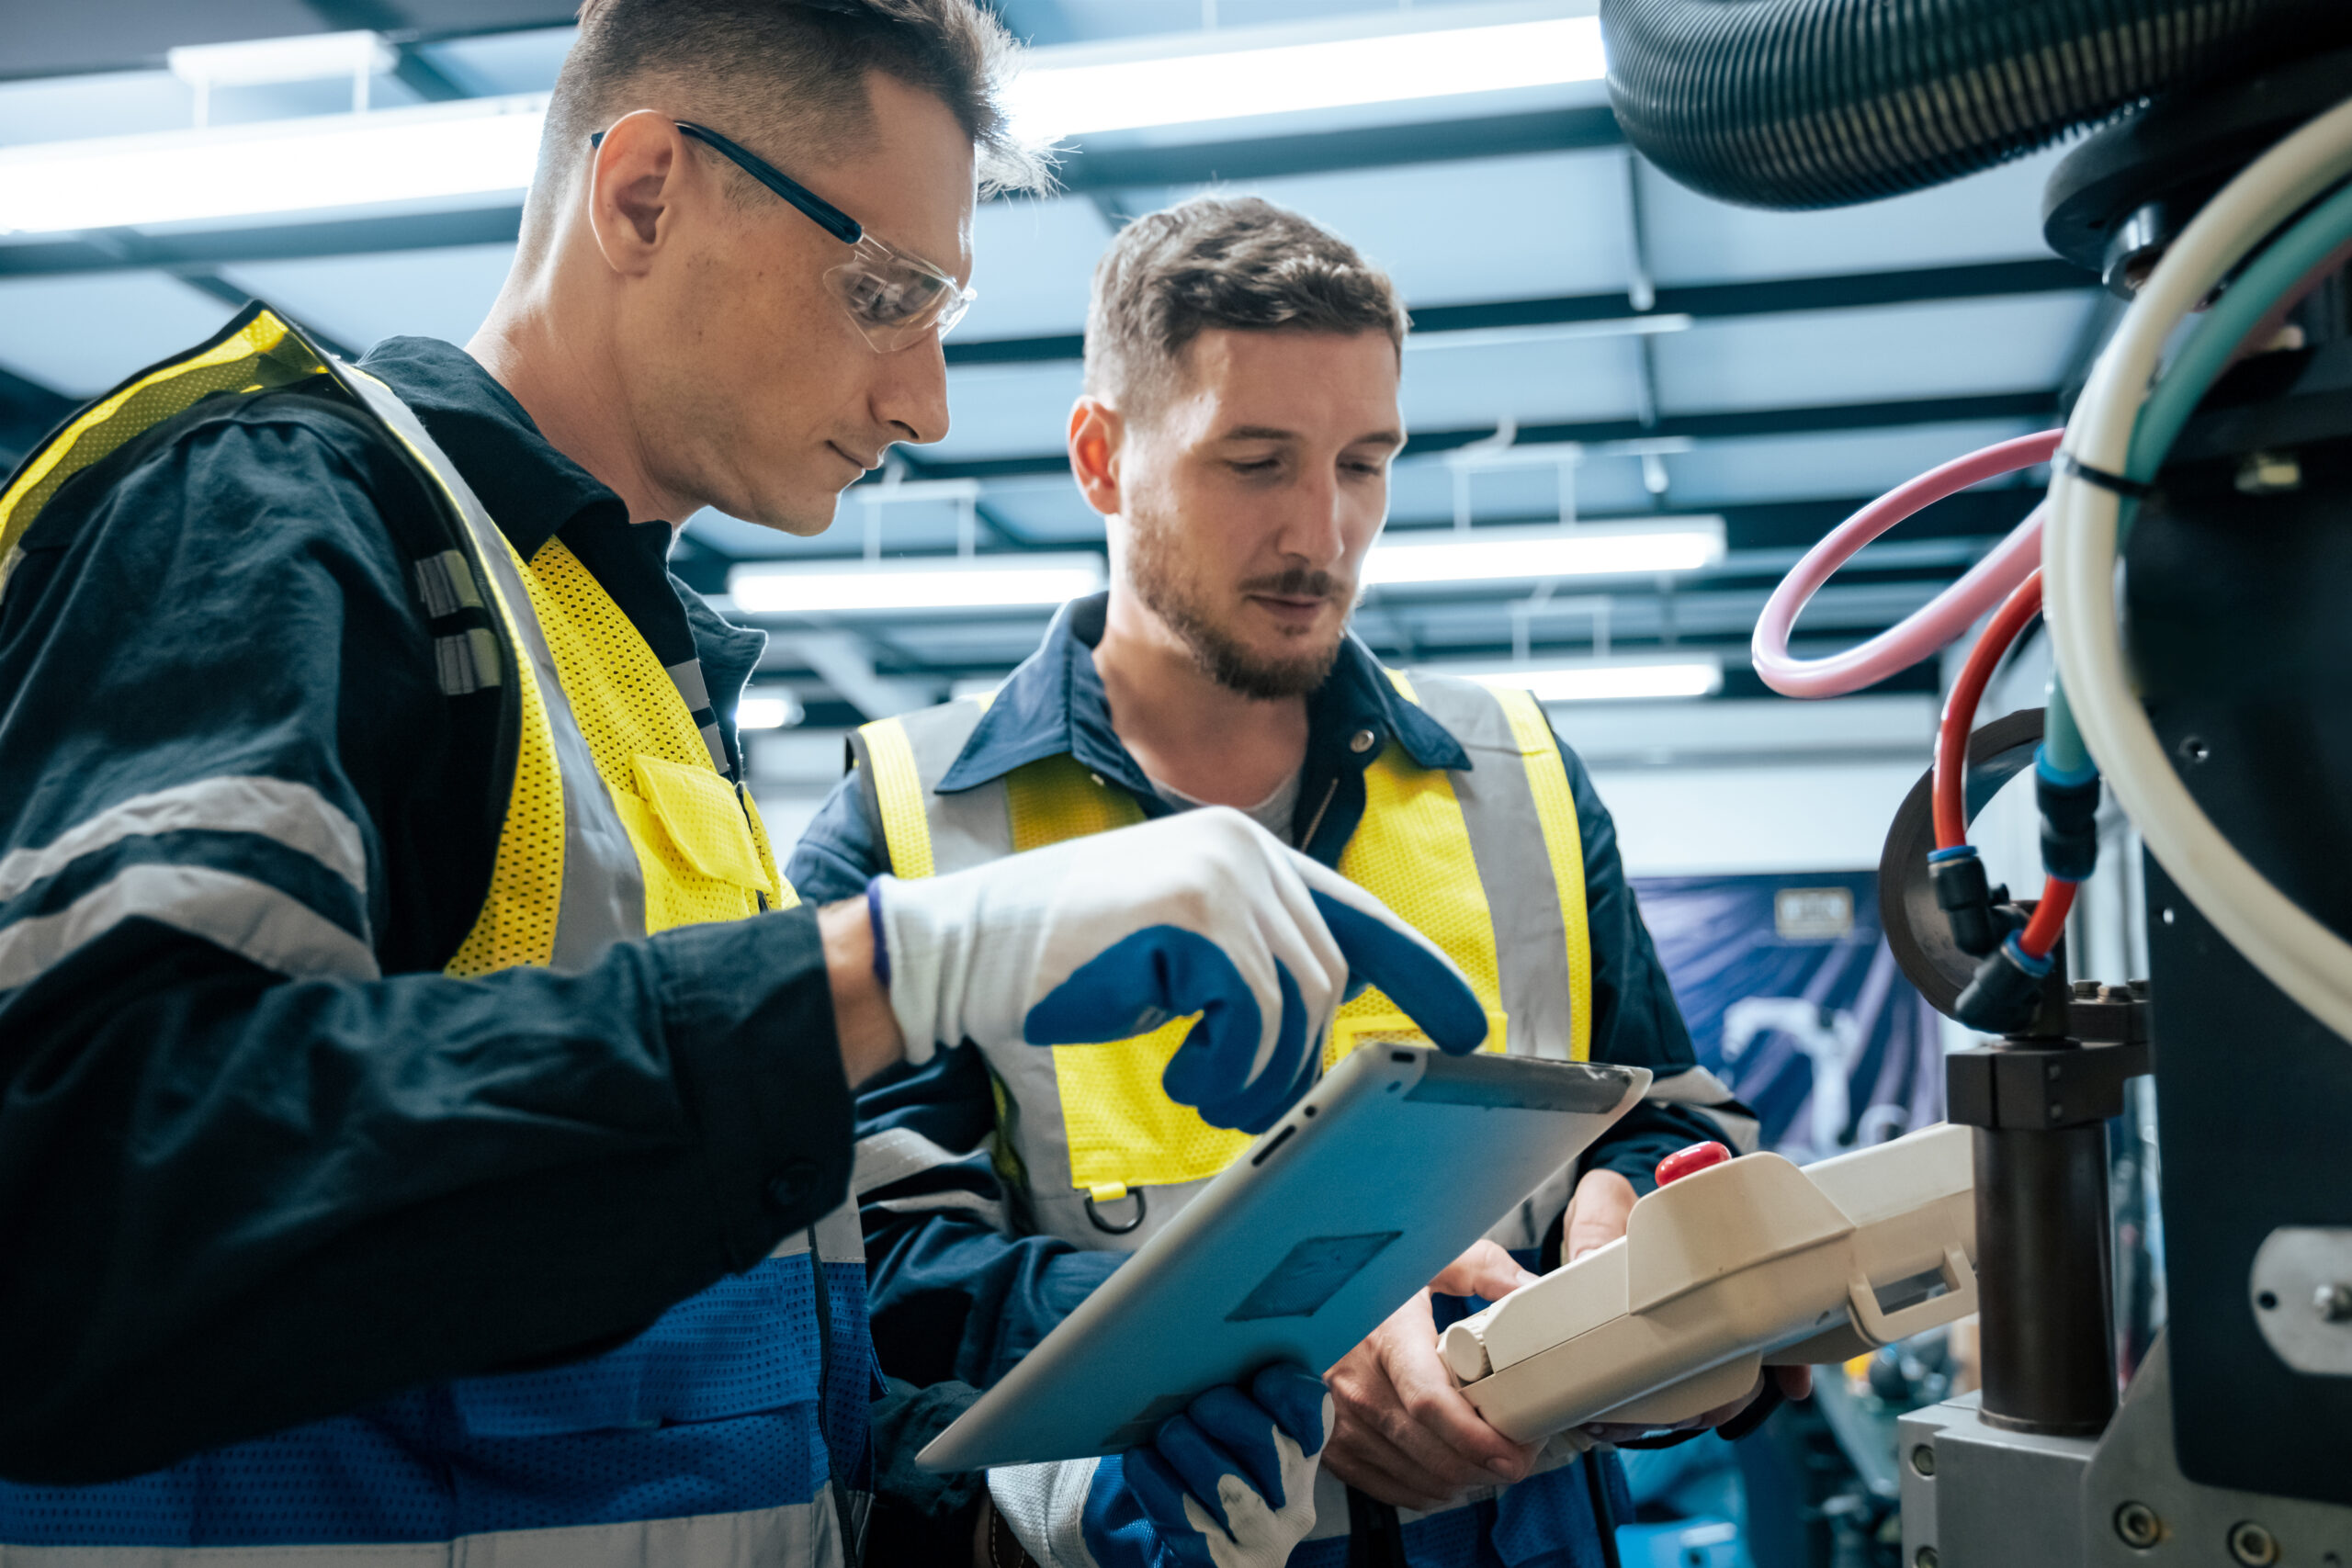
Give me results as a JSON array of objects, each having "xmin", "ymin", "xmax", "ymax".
[
  {"xmin": 1230, "ymin": 458, "xmax": 1282, "ymax": 475},
  {"xmin": 843, "ymin": 270, "xmax": 941, "ymax": 325}
]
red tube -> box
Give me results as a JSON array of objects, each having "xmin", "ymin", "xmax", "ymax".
[
  {"xmin": 1933, "ymin": 570, "xmax": 2044, "ymax": 851},
  {"xmin": 2019, "ymin": 879, "xmax": 2078, "ymax": 960}
]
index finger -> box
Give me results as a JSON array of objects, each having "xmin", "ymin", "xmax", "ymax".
[{"xmin": 1301, "ymin": 878, "xmax": 1487, "ymax": 1054}]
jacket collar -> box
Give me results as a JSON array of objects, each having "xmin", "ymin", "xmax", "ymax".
[
  {"xmin": 356, "ymin": 335, "xmax": 624, "ymax": 563},
  {"xmin": 935, "ymin": 592, "xmax": 1470, "ymax": 795}
]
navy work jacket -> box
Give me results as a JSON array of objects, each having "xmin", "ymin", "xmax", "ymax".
[
  {"xmin": 785, "ymin": 593, "xmax": 1735, "ymax": 1499},
  {"xmin": 0, "ymin": 335, "xmax": 854, "ymax": 1483}
]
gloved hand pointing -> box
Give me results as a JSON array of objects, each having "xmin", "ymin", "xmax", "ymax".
[{"xmin": 870, "ymin": 807, "xmax": 1486, "ymax": 1132}]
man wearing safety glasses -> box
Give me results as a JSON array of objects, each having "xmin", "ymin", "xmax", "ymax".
[{"xmin": 0, "ymin": 3, "xmax": 1479, "ymax": 1565}]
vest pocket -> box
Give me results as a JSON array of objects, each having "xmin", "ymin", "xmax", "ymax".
[{"xmin": 620, "ymin": 753, "xmax": 773, "ymax": 930}]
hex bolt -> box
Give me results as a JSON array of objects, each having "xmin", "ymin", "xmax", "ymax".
[
  {"xmin": 2115, "ymin": 1502, "xmax": 2163, "ymax": 1550},
  {"xmin": 1909, "ymin": 1444, "xmax": 1935, "ymax": 1477},
  {"xmin": 2231, "ymin": 1520, "xmax": 2282, "ymax": 1566},
  {"xmin": 2235, "ymin": 450, "xmax": 2302, "ymax": 494},
  {"xmin": 1915, "ymin": 1549, "xmax": 1939, "ymax": 1568},
  {"xmin": 2072, "ymin": 979, "xmax": 2103, "ymax": 999},
  {"xmin": 2315, "ymin": 1282, "xmax": 2352, "ymax": 1323}
]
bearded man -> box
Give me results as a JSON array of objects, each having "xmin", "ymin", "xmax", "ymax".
[{"xmin": 787, "ymin": 196, "xmax": 1790, "ymax": 1568}]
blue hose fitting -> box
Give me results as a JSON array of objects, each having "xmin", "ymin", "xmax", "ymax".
[
  {"xmin": 2036, "ymin": 746, "xmax": 2102, "ymax": 881},
  {"xmin": 1930, "ymin": 845, "xmax": 2018, "ymax": 958},
  {"xmin": 1954, "ymin": 933, "xmax": 2056, "ymax": 1035}
]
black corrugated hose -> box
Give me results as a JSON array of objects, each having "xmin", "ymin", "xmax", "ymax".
[{"xmin": 1600, "ymin": 0, "xmax": 2346, "ymax": 209}]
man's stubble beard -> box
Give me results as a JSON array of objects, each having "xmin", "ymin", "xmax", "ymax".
[{"xmin": 1125, "ymin": 506, "xmax": 1351, "ymax": 701}]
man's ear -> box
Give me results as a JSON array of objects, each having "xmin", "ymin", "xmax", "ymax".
[
  {"xmin": 1068, "ymin": 396, "xmax": 1125, "ymax": 518},
  {"xmin": 585, "ymin": 110, "xmax": 694, "ymax": 276}
]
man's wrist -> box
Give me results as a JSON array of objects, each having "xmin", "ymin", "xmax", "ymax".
[{"xmin": 820, "ymin": 897, "xmax": 904, "ymax": 1087}]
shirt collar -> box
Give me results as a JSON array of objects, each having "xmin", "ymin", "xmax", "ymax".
[
  {"xmin": 355, "ymin": 335, "xmax": 624, "ymax": 562},
  {"xmin": 935, "ymin": 592, "xmax": 1469, "ymax": 794}
]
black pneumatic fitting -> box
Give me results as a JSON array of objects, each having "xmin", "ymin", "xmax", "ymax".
[
  {"xmin": 1932, "ymin": 849, "xmax": 2009, "ymax": 958},
  {"xmin": 1954, "ymin": 938, "xmax": 2055, "ymax": 1036},
  {"xmin": 2038, "ymin": 768, "xmax": 2102, "ymax": 881}
]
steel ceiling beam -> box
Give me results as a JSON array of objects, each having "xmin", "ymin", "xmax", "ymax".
[
  {"xmin": 944, "ymin": 259, "xmax": 2094, "ymax": 367},
  {"xmin": 902, "ymin": 389, "xmax": 2061, "ymax": 482}
]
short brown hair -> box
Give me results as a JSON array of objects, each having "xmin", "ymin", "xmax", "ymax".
[
  {"xmin": 526, "ymin": 0, "xmax": 1044, "ymax": 257},
  {"xmin": 1084, "ymin": 196, "xmax": 1408, "ymax": 412}
]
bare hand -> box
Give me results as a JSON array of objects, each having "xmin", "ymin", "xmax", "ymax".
[
  {"xmin": 1564, "ymin": 1168, "xmax": 1637, "ymax": 1263},
  {"xmin": 1323, "ymin": 1241, "xmax": 1542, "ymax": 1512}
]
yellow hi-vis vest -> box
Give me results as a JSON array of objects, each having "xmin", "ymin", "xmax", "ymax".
[
  {"xmin": 854, "ymin": 672, "xmax": 1593, "ymax": 1251},
  {"xmin": 0, "ymin": 306, "xmax": 873, "ymax": 1568},
  {"xmin": 0, "ymin": 305, "xmax": 793, "ymax": 957}
]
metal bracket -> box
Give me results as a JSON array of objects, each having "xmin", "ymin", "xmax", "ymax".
[{"xmin": 2249, "ymin": 1227, "xmax": 2352, "ymax": 1377}]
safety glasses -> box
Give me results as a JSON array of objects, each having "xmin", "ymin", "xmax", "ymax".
[{"xmin": 590, "ymin": 118, "xmax": 978, "ymax": 353}]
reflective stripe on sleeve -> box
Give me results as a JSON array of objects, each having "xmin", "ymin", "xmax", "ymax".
[
  {"xmin": 0, "ymin": 775, "xmax": 366, "ymax": 904},
  {"xmin": 0, "ymin": 863, "xmax": 379, "ymax": 988}
]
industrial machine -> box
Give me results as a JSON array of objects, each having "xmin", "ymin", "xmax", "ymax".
[{"xmin": 1598, "ymin": 0, "xmax": 2352, "ymax": 1559}]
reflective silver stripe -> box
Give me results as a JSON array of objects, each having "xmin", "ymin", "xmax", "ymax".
[
  {"xmin": 0, "ymin": 775, "xmax": 366, "ymax": 905},
  {"xmin": 434, "ymin": 628, "xmax": 503, "ymax": 696},
  {"xmin": 0, "ymin": 1490, "xmax": 848, "ymax": 1568},
  {"xmin": 854, "ymin": 1125, "xmax": 1006, "ymax": 1226},
  {"xmin": 765, "ymin": 1198, "xmax": 867, "ymax": 1266},
  {"xmin": 413, "ymin": 548, "xmax": 484, "ymax": 617},
  {"xmin": 0, "ymin": 863, "xmax": 379, "ymax": 989},
  {"xmin": 1408, "ymin": 675, "xmax": 1581, "ymax": 1061},
  {"xmin": 989, "ymin": 1456, "xmax": 1106, "ymax": 1568},
  {"xmin": 335, "ymin": 367, "xmax": 646, "ymax": 972},
  {"xmin": 665, "ymin": 659, "xmax": 713, "ymax": 715},
  {"xmin": 697, "ymin": 722, "xmax": 729, "ymax": 774}
]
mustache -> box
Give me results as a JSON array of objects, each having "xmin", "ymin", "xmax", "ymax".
[{"xmin": 1238, "ymin": 567, "xmax": 1350, "ymax": 600}]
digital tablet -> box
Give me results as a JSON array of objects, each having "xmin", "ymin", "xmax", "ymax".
[{"xmin": 919, "ymin": 1044, "xmax": 1649, "ymax": 1472}]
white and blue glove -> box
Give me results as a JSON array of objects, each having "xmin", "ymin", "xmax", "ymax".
[
  {"xmin": 989, "ymin": 1364, "xmax": 1332, "ymax": 1568},
  {"xmin": 1122, "ymin": 1364, "xmax": 1331, "ymax": 1567},
  {"xmin": 870, "ymin": 807, "xmax": 1486, "ymax": 1133}
]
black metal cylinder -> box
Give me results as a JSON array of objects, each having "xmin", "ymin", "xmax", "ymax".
[{"xmin": 1973, "ymin": 1122, "xmax": 2118, "ymax": 1436}]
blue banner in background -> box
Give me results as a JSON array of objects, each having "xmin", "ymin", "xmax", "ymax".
[{"xmin": 1631, "ymin": 872, "xmax": 1943, "ymax": 1161}]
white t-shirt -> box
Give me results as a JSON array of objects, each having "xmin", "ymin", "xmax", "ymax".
[{"xmin": 1148, "ymin": 768, "xmax": 1303, "ymax": 847}]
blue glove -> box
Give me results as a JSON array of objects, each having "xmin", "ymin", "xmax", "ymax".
[
  {"xmin": 873, "ymin": 807, "xmax": 1486, "ymax": 1132},
  {"xmin": 1088, "ymin": 1364, "xmax": 1331, "ymax": 1568}
]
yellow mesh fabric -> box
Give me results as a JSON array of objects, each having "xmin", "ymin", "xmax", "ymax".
[
  {"xmin": 526, "ymin": 538, "xmax": 764, "ymax": 934},
  {"xmin": 1493, "ymin": 685, "xmax": 1593, "ymax": 1060},
  {"xmin": 740, "ymin": 789, "xmax": 797, "ymax": 909},
  {"xmin": 1328, "ymin": 739, "xmax": 1506, "ymax": 1066},
  {"xmin": 444, "ymin": 597, "xmax": 565, "ymax": 976},
  {"xmin": 0, "ymin": 310, "xmax": 322, "ymax": 597},
  {"xmin": 1000, "ymin": 756, "xmax": 1250, "ymax": 1193}
]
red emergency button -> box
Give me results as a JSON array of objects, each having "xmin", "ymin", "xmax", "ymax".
[{"xmin": 1656, "ymin": 1141, "xmax": 1732, "ymax": 1186}]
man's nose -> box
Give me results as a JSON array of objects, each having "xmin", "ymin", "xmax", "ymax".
[
  {"xmin": 1274, "ymin": 471, "xmax": 1349, "ymax": 565},
  {"xmin": 874, "ymin": 333, "xmax": 952, "ymax": 446}
]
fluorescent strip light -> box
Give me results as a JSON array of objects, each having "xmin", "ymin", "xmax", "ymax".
[
  {"xmin": 1004, "ymin": 13, "xmax": 1603, "ymax": 142},
  {"xmin": 168, "ymin": 30, "xmax": 395, "ymax": 90},
  {"xmin": 1406, "ymin": 315, "xmax": 1692, "ymax": 354},
  {"xmin": 1441, "ymin": 656, "xmax": 1725, "ymax": 704},
  {"xmin": 1363, "ymin": 521, "xmax": 1726, "ymax": 588},
  {"xmin": 736, "ymin": 694, "xmax": 803, "ymax": 731},
  {"xmin": 729, "ymin": 553, "xmax": 1104, "ymax": 615},
  {"xmin": 0, "ymin": 95, "xmax": 545, "ymax": 235}
]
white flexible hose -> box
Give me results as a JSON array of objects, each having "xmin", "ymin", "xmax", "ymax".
[{"xmin": 2046, "ymin": 95, "xmax": 2352, "ymax": 1043}]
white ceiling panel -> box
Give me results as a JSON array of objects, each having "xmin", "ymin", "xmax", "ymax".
[
  {"xmin": 1639, "ymin": 143, "xmax": 2075, "ymax": 287},
  {"xmin": 0, "ymin": 272, "xmax": 242, "ymax": 396},
  {"xmin": 1171, "ymin": 151, "xmax": 1633, "ymax": 306},
  {"xmin": 936, "ymin": 362, "xmax": 1086, "ymax": 458},
  {"xmin": 1401, "ymin": 332, "xmax": 1638, "ymax": 431},
  {"xmin": 1652, "ymin": 292, "xmax": 2095, "ymax": 413},
  {"xmin": 960, "ymin": 196, "xmax": 1113, "ymax": 340},
  {"xmin": 220, "ymin": 243, "xmax": 517, "ymax": 355},
  {"xmin": 1661, "ymin": 419, "xmax": 2046, "ymax": 507}
]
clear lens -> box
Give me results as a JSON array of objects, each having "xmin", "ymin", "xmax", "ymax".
[{"xmin": 825, "ymin": 234, "xmax": 978, "ymax": 352}]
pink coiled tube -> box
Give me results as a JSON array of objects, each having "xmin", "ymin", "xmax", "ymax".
[{"xmin": 1751, "ymin": 429, "xmax": 2062, "ymax": 698}]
